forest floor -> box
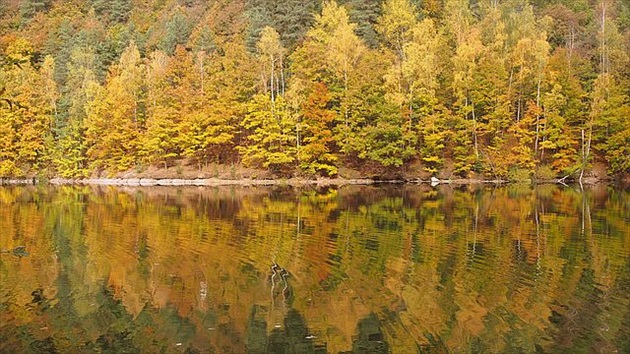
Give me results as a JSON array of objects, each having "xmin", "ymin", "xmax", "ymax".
[
  {"xmin": 101, "ymin": 158, "xmax": 612, "ymax": 184},
  {"xmin": 1, "ymin": 159, "xmax": 617, "ymax": 186}
]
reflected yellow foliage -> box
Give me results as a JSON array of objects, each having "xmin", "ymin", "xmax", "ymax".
[{"xmin": 1, "ymin": 184, "xmax": 629, "ymax": 353}]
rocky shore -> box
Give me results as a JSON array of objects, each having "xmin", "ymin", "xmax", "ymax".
[
  {"xmin": 1, "ymin": 176, "xmax": 606, "ymax": 186},
  {"xmin": 1, "ymin": 177, "xmax": 379, "ymax": 187}
]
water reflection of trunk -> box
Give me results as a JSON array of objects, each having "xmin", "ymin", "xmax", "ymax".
[
  {"xmin": 269, "ymin": 262, "xmax": 292, "ymax": 330},
  {"xmin": 581, "ymin": 188, "xmax": 592, "ymax": 241},
  {"xmin": 535, "ymin": 199, "xmax": 541, "ymax": 277},
  {"xmin": 343, "ymin": 206, "xmax": 350, "ymax": 254},
  {"xmin": 471, "ymin": 198, "xmax": 479, "ymax": 265}
]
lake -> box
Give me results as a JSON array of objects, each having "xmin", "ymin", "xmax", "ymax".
[{"xmin": 1, "ymin": 184, "xmax": 629, "ymax": 353}]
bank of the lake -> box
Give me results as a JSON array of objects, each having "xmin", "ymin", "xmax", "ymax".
[{"xmin": 1, "ymin": 176, "xmax": 613, "ymax": 187}]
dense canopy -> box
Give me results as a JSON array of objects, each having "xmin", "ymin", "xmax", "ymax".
[{"xmin": 1, "ymin": 0, "xmax": 629, "ymax": 179}]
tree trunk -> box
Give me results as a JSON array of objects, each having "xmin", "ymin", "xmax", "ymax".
[
  {"xmin": 534, "ymin": 75, "xmax": 541, "ymax": 156},
  {"xmin": 472, "ymin": 99, "xmax": 479, "ymax": 159},
  {"xmin": 270, "ymin": 54, "xmax": 275, "ymax": 116},
  {"xmin": 280, "ymin": 55, "xmax": 285, "ymax": 96},
  {"xmin": 600, "ymin": 2, "xmax": 607, "ymax": 74},
  {"xmin": 580, "ymin": 126, "xmax": 592, "ymax": 185}
]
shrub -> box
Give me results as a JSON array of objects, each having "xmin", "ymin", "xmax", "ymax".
[
  {"xmin": 535, "ymin": 165, "xmax": 556, "ymax": 181},
  {"xmin": 508, "ymin": 168, "xmax": 532, "ymax": 182}
]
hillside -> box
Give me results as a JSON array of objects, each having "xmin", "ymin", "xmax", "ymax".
[{"xmin": 1, "ymin": 0, "xmax": 629, "ymax": 181}]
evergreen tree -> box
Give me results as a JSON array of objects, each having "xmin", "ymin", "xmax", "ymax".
[{"xmin": 159, "ymin": 8, "xmax": 192, "ymax": 55}]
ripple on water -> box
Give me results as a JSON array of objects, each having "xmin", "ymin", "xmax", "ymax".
[{"xmin": 1, "ymin": 185, "xmax": 629, "ymax": 354}]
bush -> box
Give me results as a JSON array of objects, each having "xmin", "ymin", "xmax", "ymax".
[
  {"xmin": 176, "ymin": 163, "xmax": 183, "ymax": 176},
  {"xmin": 508, "ymin": 168, "xmax": 532, "ymax": 182},
  {"xmin": 535, "ymin": 165, "xmax": 556, "ymax": 180}
]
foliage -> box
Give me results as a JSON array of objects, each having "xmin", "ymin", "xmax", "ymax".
[
  {"xmin": 0, "ymin": 0, "xmax": 628, "ymax": 178},
  {"xmin": 238, "ymin": 94, "xmax": 296, "ymax": 173},
  {"xmin": 2, "ymin": 185, "xmax": 630, "ymax": 352},
  {"xmin": 298, "ymin": 82, "xmax": 338, "ymax": 176}
]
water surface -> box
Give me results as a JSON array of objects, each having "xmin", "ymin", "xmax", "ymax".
[{"xmin": 1, "ymin": 184, "xmax": 629, "ymax": 353}]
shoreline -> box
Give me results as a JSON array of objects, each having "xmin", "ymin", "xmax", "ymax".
[{"xmin": 0, "ymin": 176, "xmax": 608, "ymax": 187}]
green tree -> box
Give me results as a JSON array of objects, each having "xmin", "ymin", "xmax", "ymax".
[
  {"xmin": 591, "ymin": 74, "xmax": 630, "ymax": 174},
  {"xmin": 90, "ymin": 0, "xmax": 132, "ymax": 24},
  {"xmin": 380, "ymin": 18, "xmax": 444, "ymax": 171},
  {"xmin": 159, "ymin": 8, "xmax": 192, "ymax": 55},
  {"xmin": 180, "ymin": 40, "xmax": 255, "ymax": 166},
  {"xmin": 52, "ymin": 45, "xmax": 98, "ymax": 177},
  {"xmin": 245, "ymin": 0, "xmax": 319, "ymax": 50},
  {"xmin": 339, "ymin": 0, "xmax": 382, "ymax": 47}
]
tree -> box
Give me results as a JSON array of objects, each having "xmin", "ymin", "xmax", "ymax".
[
  {"xmin": 159, "ymin": 8, "xmax": 192, "ymax": 55},
  {"xmin": 380, "ymin": 18, "xmax": 444, "ymax": 171},
  {"xmin": 239, "ymin": 94, "xmax": 296, "ymax": 173},
  {"xmin": 84, "ymin": 42, "xmax": 144, "ymax": 173},
  {"xmin": 375, "ymin": 0, "xmax": 417, "ymax": 59},
  {"xmin": 591, "ymin": 74, "xmax": 630, "ymax": 174},
  {"xmin": 245, "ymin": 0, "xmax": 319, "ymax": 51},
  {"xmin": 19, "ymin": 0, "xmax": 52, "ymax": 26},
  {"xmin": 587, "ymin": 0, "xmax": 629, "ymax": 176},
  {"xmin": 180, "ymin": 39, "xmax": 255, "ymax": 166},
  {"xmin": 142, "ymin": 48, "xmax": 188, "ymax": 168},
  {"xmin": 339, "ymin": 0, "xmax": 382, "ymax": 47},
  {"xmin": 290, "ymin": 1, "xmax": 368, "ymax": 159},
  {"xmin": 52, "ymin": 45, "xmax": 98, "ymax": 177},
  {"xmin": 307, "ymin": 0, "xmax": 366, "ymax": 131},
  {"xmin": 90, "ymin": 0, "xmax": 132, "ymax": 24},
  {"xmin": 536, "ymin": 49, "xmax": 585, "ymax": 176},
  {"xmin": 256, "ymin": 26, "xmax": 285, "ymax": 103},
  {"xmin": 0, "ymin": 38, "xmax": 53, "ymax": 176},
  {"xmin": 298, "ymin": 82, "xmax": 337, "ymax": 176}
]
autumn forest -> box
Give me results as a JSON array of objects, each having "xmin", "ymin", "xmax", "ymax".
[{"xmin": 1, "ymin": 0, "xmax": 629, "ymax": 180}]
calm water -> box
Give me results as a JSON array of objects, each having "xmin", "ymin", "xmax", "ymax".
[{"xmin": 1, "ymin": 184, "xmax": 629, "ymax": 353}]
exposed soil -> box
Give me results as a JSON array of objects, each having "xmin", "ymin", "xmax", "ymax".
[
  {"xmin": 1, "ymin": 158, "xmax": 621, "ymax": 186},
  {"xmin": 107, "ymin": 161, "xmax": 275, "ymax": 180}
]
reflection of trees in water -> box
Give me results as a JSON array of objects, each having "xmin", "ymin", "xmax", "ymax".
[
  {"xmin": 247, "ymin": 306, "xmax": 389, "ymax": 354},
  {"xmin": 11, "ymin": 283, "xmax": 200, "ymax": 353},
  {"xmin": 2, "ymin": 185, "xmax": 630, "ymax": 353},
  {"xmin": 248, "ymin": 266, "xmax": 388, "ymax": 354},
  {"xmin": 247, "ymin": 306, "xmax": 323, "ymax": 354},
  {"xmin": 350, "ymin": 313, "xmax": 389, "ymax": 354}
]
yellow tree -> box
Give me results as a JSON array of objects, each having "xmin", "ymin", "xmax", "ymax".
[
  {"xmin": 380, "ymin": 18, "xmax": 444, "ymax": 172},
  {"xmin": 142, "ymin": 47, "xmax": 190, "ymax": 169},
  {"xmin": 376, "ymin": 0, "xmax": 417, "ymax": 108},
  {"xmin": 304, "ymin": 1, "xmax": 366, "ymax": 150},
  {"xmin": 84, "ymin": 41, "xmax": 144, "ymax": 173},
  {"xmin": 0, "ymin": 37, "xmax": 54, "ymax": 177},
  {"xmin": 445, "ymin": 0, "xmax": 486, "ymax": 175},
  {"xmin": 375, "ymin": 0, "xmax": 417, "ymax": 60},
  {"xmin": 238, "ymin": 94, "xmax": 296, "ymax": 174},
  {"xmin": 256, "ymin": 26, "xmax": 285, "ymax": 103},
  {"xmin": 450, "ymin": 27, "xmax": 485, "ymax": 174},
  {"xmin": 180, "ymin": 38, "xmax": 255, "ymax": 167}
]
